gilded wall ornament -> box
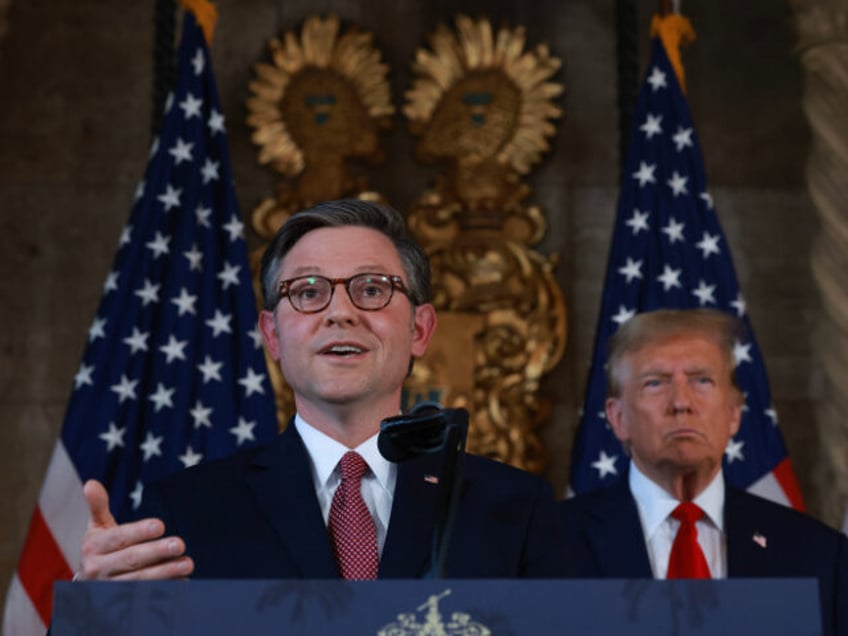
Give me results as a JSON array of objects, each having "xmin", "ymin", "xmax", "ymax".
[
  {"xmin": 403, "ymin": 16, "xmax": 567, "ymax": 473},
  {"xmin": 246, "ymin": 15, "xmax": 393, "ymax": 423},
  {"xmin": 247, "ymin": 14, "xmax": 393, "ymax": 237}
]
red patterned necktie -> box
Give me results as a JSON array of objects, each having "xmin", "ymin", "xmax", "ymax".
[
  {"xmin": 667, "ymin": 501, "xmax": 711, "ymax": 579},
  {"xmin": 328, "ymin": 451, "xmax": 379, "ymax": 580}
]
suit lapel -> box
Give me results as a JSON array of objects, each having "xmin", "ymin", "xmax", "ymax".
[
  {"xmin": 244, "ymin": 424, "xmax": 339, "ymax": 578},
  {"xmin": 725, "ymin": 486, "xmax": 773, "ymax": 577},
  {"xmin": 586, "ymin": 480, "xmax": 654, "ymax": 578},
  {"xmin": 378, "ymin": 453, "xmax": 442, "ymax": 578}
]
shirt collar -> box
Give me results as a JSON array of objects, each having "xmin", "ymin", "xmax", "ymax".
[
  {"xmin": 294, "ymin": 413, "xmax": 394, "ymax": 491},
  {"xmin": 629, "ymin": 461, "xmax": 725, "ymax": 539}
]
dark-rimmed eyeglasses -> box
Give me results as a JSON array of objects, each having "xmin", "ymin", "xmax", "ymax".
[{"xmin": 276, "ymin": 273, "xmax": 410, "ymax": 313}]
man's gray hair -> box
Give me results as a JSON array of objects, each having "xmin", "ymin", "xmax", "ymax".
[{"xmin": 605, "ymin": 308, "xmax": 743, "ymax": 397}]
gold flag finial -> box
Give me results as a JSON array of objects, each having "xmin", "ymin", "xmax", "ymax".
[
  {"xmin": 179, "ymin": 0, "xmax": 218, "ymax": 45},
  {"xmin": 650, "ymin": 12, "xmax": 696, "ymax": 92}
]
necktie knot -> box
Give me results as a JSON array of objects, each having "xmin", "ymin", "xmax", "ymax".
[
  {"xmin": 339, "ymin": 451, "xmax": 368, "ymax": 482},
  {"xmin": 672, "ymin": 501, "xmax": 704, "ymax": 525}
]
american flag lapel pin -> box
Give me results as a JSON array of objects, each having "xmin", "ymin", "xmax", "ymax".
[
  {"xmin": 752, "ymin": 532, "xmax": 767, "ymax": 549},
  {"xmin": 424, "ymin": 474, "xmax": 439, "ymax": 484}
]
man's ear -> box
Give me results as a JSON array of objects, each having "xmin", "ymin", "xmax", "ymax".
[
  {"xmin": 410, "ymin": 303, "xmax": 437, "ymax": 358},
  {"xmin": 258, "ymin": 310, "xmax": 280, "ymax": 361},
  {"xmin": 606, "ymin": 397, "xmax": 627, "ymax": 443},
  {"xmin": 728, "ymin": 390, "xmax": 743, "ymax": 438}
]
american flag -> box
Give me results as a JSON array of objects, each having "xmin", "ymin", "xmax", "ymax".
[
  {"xmin": 568, "ymin": 36, "xmax": 804, "ymax": 511},
  {"xmin": 3, "ymin": 10, "xmax": 277, "ymax": 633}
]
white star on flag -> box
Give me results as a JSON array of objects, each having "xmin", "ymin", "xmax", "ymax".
[
  {"xmin": 657, "ymin": 265, "xmax": 682, "ymax": 291},
  {"xmin": 618, "ymin": 258, "xmax": 643, "ymax": 283},
  {"xmin": 646, "ymin": 66, "xmax": 667, "ymax": 91},
  {"xmin": 148, "ymin": 382, "xmax": 176, "ymax": 412},
  {"xmin": 200, "ymin": 158, "xmax": 220, "ymax": 184},
  {"xmin": 591, "ymin": 450, "xmax": 618, "ymax": 478},
  {"xmin": 666, "ymin": 171, "xmax": 689, "ymax": 196},
  {"xmin": 74, "ymin": 363, "xmax": 94, "ymax": 389},
  {"xmin": 168, "ymin": 137, "xmax": 194, "ymax": 164},
  {"xmin": 611, "ymin": 305, "xmax": 635, "ymax": 325},
  {"xmin": 179, "ymin": 92, "xmax": 203, "ymax": 119},
  {"xmin": 146, "ymin": 232, "xmax": 172, "ymax": 259},
  {"xmin": 157, "ymin": 184, "xmax": 182, "ymax": 211},
  {"xmin": 190, "ymin": 400, "xmax": 214, "ymax": 428},
  {"xmin": 695, "ymin": 231, "xmax": 721, "ymax": 258},
  {"xmin": 140, "ymin": 431, "xmax": 164, "ymax": 461},
  {"xmin": 626, "ymin": 209, "xmax": 650, "ymax": 235},
  {"xmin": 223, "ymin": 215, "xmax": 245, "ymax": 241},
  {"xmin": 135, "ymin": 279, "xmax": 161, "ymax": 306},
  {"xmin": 89, "ymin": 317, "xmax": 107, "ymax": 342},
  {"xmin": 123, "ymin": 327, "xmax": 150, "ymax": 354},
  {"xmin": 661, "ymin": 218, "xmax": 685, "ymax": 244},
  {"xmin": 217, "ymin": 262, "xmax": 241, "ymax": 289},
  {"xmin": 733, "ymin": 340, "xmax": 753, "ymax": 366},
  {"xmin": 691, "ymin": 280, "xmax": 716, "ymax": 305},
  {"xmin": 159, "ymin": 335, "xmax": 189, "ymax": 364},
  {"xmin": 230, "ymin": 417, "xmax": 257, "ymax": 445},
  {"xmin": 179, "ymin": 445, "xmax": 204, "ymax": 468},
  {"xmin": 206, "ymin": 309, "xmax": 233, "ymax": 337},
  {"xmin": 672, "ymin": 126, "xmax": 693, "ymax": 151},
  {"xmin": 99, "ymin": 422, "xmax": 126, "ymax": 452},
  {"xmin": 640, "ymin": 113, "xmax": 663, "ymax": 139},
  {"xmin": 238, "ymin": 367, "xmax": 267, "ymax": 397},
  {"xmin": 725, "ymin": 438, "xmax": 745, "ymax": 463},
  {"xmin": 632, "ymin": 161, "xmax": 657, "ymax": 187}
]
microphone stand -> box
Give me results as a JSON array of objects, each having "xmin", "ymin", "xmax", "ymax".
[{"xmin": 378, "ymin": 405, "xmax": 469, "ymax": 579}]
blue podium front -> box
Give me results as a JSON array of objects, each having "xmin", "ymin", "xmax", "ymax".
[{"xmin": 52, "ymin": 578, "xmax": 822, "ymax": 635}]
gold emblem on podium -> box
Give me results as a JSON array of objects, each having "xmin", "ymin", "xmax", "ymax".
[{"xmin": 378, "ymin": 589, "xmax": 491, "ymax": 636}]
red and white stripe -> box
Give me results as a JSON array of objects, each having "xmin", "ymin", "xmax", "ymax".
[
  {"xmin": 747, "ymin": 457, "xmax": 805, "ymax": 512},
  {"xmin": 3, "ymin": 442, "xmax": 89, "ymax": 635}
]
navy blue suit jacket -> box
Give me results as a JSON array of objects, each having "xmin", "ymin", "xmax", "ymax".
[
  {"xmin": 559, "ymin": 477, "xmax": 848, "ymax": 636},
  {"xmin": 139, "ymin": 423, "xmax": 567, "ymax": 579}
]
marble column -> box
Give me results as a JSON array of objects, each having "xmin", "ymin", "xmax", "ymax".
[{"xmin": 794, "ymin": 0, "xmax": 848, "ymax": 527}]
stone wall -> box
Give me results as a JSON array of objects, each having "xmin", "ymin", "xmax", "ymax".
[{"xmin": 0, "ymin": 0, "xmax": 834, "ymax": 607}]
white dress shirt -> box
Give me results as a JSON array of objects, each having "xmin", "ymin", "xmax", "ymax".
[
  {"xmin": 629, "ymin": 462, "xmax": 727, "ymax": 579},
  {"xmin": 294, "ymin": 415, "xmax": 397, "ymax": 556}
]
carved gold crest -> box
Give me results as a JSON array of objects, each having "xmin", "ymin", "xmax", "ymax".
[{"xmin": 403, "ymin": 16, "xmax": 567, "ymax": 473}]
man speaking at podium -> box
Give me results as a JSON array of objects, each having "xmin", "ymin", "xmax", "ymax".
[
  {"xmin": 75, "ymin": 199, "xmax": 567, "ymax": 581},
  {"xmin": 560, "ymin": 309, "xmax": 847, "ymax": 636}
]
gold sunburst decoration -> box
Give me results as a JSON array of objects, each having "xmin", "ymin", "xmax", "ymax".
[
  {"xmin": 404, "ymin": 15, "xmax": 562, "ymax": 174},
  {"xmin": 247, "ymin": 14, "xmax": 394, "ymax": 178},
  {"xmin": 401, "ymin": 16, "xmax": 566, "ymax": 474}
]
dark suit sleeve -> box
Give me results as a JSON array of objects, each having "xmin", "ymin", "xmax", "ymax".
[{"xmin": 519, "ymin": 479, "xmax": 570, "ymax": 577}]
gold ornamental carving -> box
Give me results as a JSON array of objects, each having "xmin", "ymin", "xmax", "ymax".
[
  {"xmin": 402, "ymin": 16, "xmax": 567, "ymax": 473},
  {"xmin": 246, "ymin": 15, "xmax": 394, "ymax": 423}
]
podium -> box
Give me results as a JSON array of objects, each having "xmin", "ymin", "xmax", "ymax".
[{"xmin": 52, "ymin": 578, "xmax": 822, "ymax": 635}]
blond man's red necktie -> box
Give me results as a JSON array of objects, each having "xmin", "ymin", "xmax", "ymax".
[
  {"xmin": 666, "ymin": 501, "xmax": 711, "ymax": 579},
  {"xmin": 328, "ymin": 451, "xmax": 379, "ymax": 580}
]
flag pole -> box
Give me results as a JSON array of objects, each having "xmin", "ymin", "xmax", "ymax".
[
  {"xmin": 616, "ymin": 0, "xmax": 640, "ymax": 179},
  {"xmin": 152, "ymin": 0, "xmax": 176, "ymax": 137}
]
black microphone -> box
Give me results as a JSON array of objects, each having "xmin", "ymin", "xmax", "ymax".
[
  {"xmin": 378, "ymin": 403, "xmax": 469, "ymax": 579},
  {"xmin": 377, "ymin": 401, "xmax": 448, "ymax": 462}
]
